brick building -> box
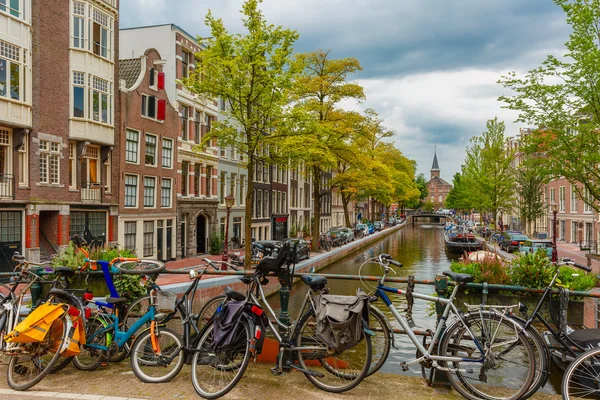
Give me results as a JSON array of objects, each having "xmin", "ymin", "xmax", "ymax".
[
  {"xmin": 118, "ymin": 48, "xmax": 178, "ymax": 261},
  {"xmin": 289, "ymin": 162, "xmax": 312, "ymax": 237},
  {"xmin": 0, "ymin": 0, "xmax": 120, "ymax": 271},
  {"xmin": 427, "ymin": 149, "xmax": 452, "ymax": 209}
]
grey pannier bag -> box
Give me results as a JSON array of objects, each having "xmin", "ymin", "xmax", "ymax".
[{"xmin": 315, "ymin": 289, "xmax": 369, "ymax": 352}]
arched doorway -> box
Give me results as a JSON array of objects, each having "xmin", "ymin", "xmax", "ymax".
[{"xmin": 196, "ymin": 215, "xmax": 207, "ymax": 253}]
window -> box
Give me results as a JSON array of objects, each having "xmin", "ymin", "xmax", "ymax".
[
  {"xmin": 272, "ymin": 191, "xmax": 276, "ymax": 213},
  {"xmin": 68, "ymin": 142, "xmax": 76, "ymax": 189},
  {"xmin": 263, "ymin": 162, "xmax": 268, "ymax": 182},
  {"xmin": 82, "ymin": 145, "xmax": 100, "ymax": 185},
  {"xmin": 149, "ymin": 67, "xmax": 157, "ymax": 89},
  {"xmin": 161, "ymin": 138, "xmax": 172, "ymax": 168},
  {"xmin": 145, "ymin": 134, "xmax": 156, "ymax": 165},
  {"xmin": 570, "ymin": 185, "xmax": 578, "ymax": 212},
  {"xmin": 144, "ymin": 176, "xmax": 155, "ymax": 207},
  {"xmin": 230, "ymin": 173, "xmax": 236, "ymax": 203},
  {"xmin": 143, "ymin": 221, "xmax": 153, "ymax": 257},
  {"xmin": 91, "ymin": 76, "xmax": 110, "ymax": 123},
  {"xmin": 206, "ymin": 166, "xmax": 212, "ymax": 196},
  {"xmin": 263, "ymin": 190, "xmax": 269, "ymax": 217},
  {"xmin": 161, "ymin": 178, "xmax": 172, "ymax": 207},
  {"xmin": 181, "ymin": 105, "xmax": 188, "ymax": 140},
  {"xmin": 181, "ymin": 161, "xmax": 188, "ymax": 196},
  {"xmin": 0, "ymin": 129, "xmax": 10, "ymax": 178},
  {"xmin": 0, "ymin": 40, "xmax": 24, "ymax": 101},
  {"xmin": 220, "ymin": 171, "xmax": 226, "ymax": 204},
  {"xmin": 39, "ymin": 140, "xmax": 60, "ymax": 184},
  {"xmin": 73, "ymin": 2, "xmax": 85, "ymax": 49},
  {"xmin": 104, "ymin": 152, "xmax": 111, "ymax": 193},
  {"xmin": 584, "ymin": 186, "xmax": 593, "ymax": 213},
  {"xmin": 233, "ymin": 217, "xmax": 242, "ymax": 239},
  {"xmin": 219, "ymin": 97, "xmax": 226, "ymax": 111},
  {"xmin": 550, "ymin": 188, "xmax": 555, "ymax": 203},
  {"xmin": 18, "ymin": 133, "xmax": 27, "ymax": 186},
  {"xmin": 572, "ymin": 221, "xmax": 578, "ymax": 243},
  {"xmin": 92, "ymin": 8, "xmax": 111, "ymax": 59},
  {"xmin": 181, "ymin": 50, "xmax": 189, "ymax": 78},
  {"xmin": 256, "ymin": 190, "xmax": 262, "ymax": 218},
  {"xmin": 194, "ymin": 164, "xmax": 200, "ymax": 197},
  {"xmin": 194, "ymin": 110, "xmax": 201, "ymax": 143},
  {"xmin": 73, "ymin": 72, "xmax": 85, "ymax": 117},
  {"xmin": 559, "ymin": 186, "xmax": 565, "ymax": 212},
  {"xmin": 124, "ymin": 174, "xmax": 138, "ymax": 207},
  {"xmin": 125, "ymin": 130, "xmax": 139, "ymax": 163},
  {"xmin": 0, "ymin": 0, "xmax": 20, "ymax": 18},
  {"xmin": 239, "ymin": 175, "xmax": 245, "ymax": 205},
  {"xmin": 124, "ymin": 222, "xmax": 136, "ymax": 251},
  {"xmin": 141, "ymin": 94, "xmax": 156, "ymax": 119},
  {"xmin": 283, "ymin": 192, "xmax": 287, "ymax": 213}
]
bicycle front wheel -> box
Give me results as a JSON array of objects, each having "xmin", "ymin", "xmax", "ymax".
[
  {"xmin": 295, "ymin": 311, "xmax": 372, "ymax": 393},
  {"xmin": 73, "ymin": 317, "xmax": 108, "ymax": 371},
  {"xmin": 113, "ymin": 260, "xmax": 165, "ymax": 275},
  {"xmin": 366, "ymin": 305, "xmax": 392, "ymax": 377},
  {"xmin": 562, "ymin": 347, "xmax": 600, "ymax": 399},
  {"xmin": 191, "ymin": 318, "xmax": 251, "ymax": 399},
  {"xmin": 130, "ymin": 327, "xmax": 184, "ymax": 383},
  {"xmin": 439, "ymin": 312, "xmax": 535, "ymax": 400},
  {"xmin": 7, "ymin": 315, "xmax": 67, "ymax": 390}
]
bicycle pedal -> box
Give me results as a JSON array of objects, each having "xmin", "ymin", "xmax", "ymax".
[
  {"xmin": 400, "ymin": 361, "xmax": 410, "ymax": 372},
  {"xmin": 270, "ymin": 367, "xmax": 284, "ymax": 376}
]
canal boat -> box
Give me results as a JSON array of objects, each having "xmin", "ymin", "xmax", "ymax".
[{"xmin": 444, "ymin": 229, "xmax": 482, "ymax": 253}]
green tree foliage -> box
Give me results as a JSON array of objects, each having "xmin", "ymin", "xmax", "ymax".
[
  {"xmin": 515, "ymin": 157, "xmax": 546, "ymax": 235},
  {"xmin": 183, "ymin": 0, "xmax": 299, "ymax": 266},
  {"xmin": 499, "ymin": 0, "xmax": 600, "ymax": 211},
  {"xmin": 445, "ymin": 172, "xmax": 477, "ymax": 213},
  {"xmin": 462, "ymin": 118, "xmax": 515, "ymax": 221}
]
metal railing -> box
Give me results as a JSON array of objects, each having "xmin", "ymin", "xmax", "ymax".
[
  {"xmin": 580, "ymin": 240, "xmax": 599, "ymax": 254},
  {"xmin": 81, "ymin": 181, "xmax": 103, "ymax": 203},
  {"xmin": 0, "ymin": 173, "xmax": 14, "ymax": 199}
]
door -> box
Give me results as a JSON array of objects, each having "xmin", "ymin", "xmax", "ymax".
[
  {"xmin": 0, "ymin": 211, "xmax": 22, "ymax": 273},
  {"xmin": 166, "ymin": 222, "xmax": 173, "ymax": 260},
  {"xmin": 157, "ymin": 220, "xmax": 164, "ymax": 261},
  {"xmin": 180, "ymin": 221, "xmax": 186, "ymax": 259},
  {"xmin": 197, "ymin": 215, "xmax": 206, "ymax": 253}
]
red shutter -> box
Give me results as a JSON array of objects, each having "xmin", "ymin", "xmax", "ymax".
[
  {"xmin": 157, "ymin": 72, "xmax": 165, "ymax": 90},
  {"xmin": 157, "ymin": 99, "xmax": 166, "ymax": 121}
]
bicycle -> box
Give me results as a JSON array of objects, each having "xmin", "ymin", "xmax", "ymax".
[
  {"xmin": 191, "ymin": 241, "xmax": 372, "ymax": 399},
  {"xmin": 0, "ymin": 254, "xmax": 74, "ymax": 390},
  {"xmin": 561, "ymin": 346, "xmax": 600, "ymax": 399},
  {"xmin": 361, "ymin": 253, "xmax": 536, "ymax": 400}
]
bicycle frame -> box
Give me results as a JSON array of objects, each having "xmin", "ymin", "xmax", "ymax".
[{"xmin": 86, "ymin": 305, "xmax": 156, "ymax": 350}]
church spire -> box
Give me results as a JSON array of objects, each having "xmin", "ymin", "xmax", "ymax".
[{"xmin": 431, "ymin": 147, "xmax": 440, "ymax": 179}]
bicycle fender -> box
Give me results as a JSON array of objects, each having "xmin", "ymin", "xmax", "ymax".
[{"xmin": 48, "ymin": 288, "xmax": 85, "ymax": 313}]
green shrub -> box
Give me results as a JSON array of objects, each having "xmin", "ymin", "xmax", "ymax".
[
  {"xmin": 51, "ymin": 241, "xmax": 85, "ymax": 268},
  {"xmin": 90, "ymin": 246, "xmax": 137, "ymax": 262},
  {"xmin": 113, "ymin": 274, "xmax": 147, "ymax": 301},
  {"xmin": 449, "ymin": 256, "xmax": 510, "ymax": 285},
  {"xmin": 557, "ymin": 266, "xmax": 598, "ymax": 292},
  {"xmin": 209, "ymin": 229, "xmax": 223, "ymax": 255},
  {"xmin": 289, "ymin": 224, "xmax": 297, "ymax": 238},
  {"xmin": 509, "ymin": 251, "xmax": 554, "ymax": 290},
  {"xmin": 450, "ymin": 260, "xmax": 481, "ymax": 281}
]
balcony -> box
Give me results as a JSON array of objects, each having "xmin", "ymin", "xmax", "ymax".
[
  {"xmin": 81, "ymin": 182, "xmax": 103, "ymax": 203},
  {"xmin": 0, "ymin": 173, "xmax": 14, "ymax": 199}
]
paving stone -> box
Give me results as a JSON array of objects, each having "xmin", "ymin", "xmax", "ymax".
[{"xmin": 77, "ymin": 395, "xmax": 104, "ymax": 400}]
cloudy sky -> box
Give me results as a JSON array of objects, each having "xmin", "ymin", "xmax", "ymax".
[{"xmin": 120, "ymin": 0, "xmax": 571, "ymax": 182}]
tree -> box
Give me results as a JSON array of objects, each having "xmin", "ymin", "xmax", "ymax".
[
  {"xmin": 184, "ymin": 0, "xmax": 299, "ymax": 267},
  {"xmin": 499, "ymin": 0, "xmax": 600, "ymax": 211},
  {"xmin": 516, "ymin": 159, "xmax": 545, "ymax": 235},
  {"xmin": 285, "ymin": 50, "xmax": 365, "ymax": 250},
  {"xmin": 445, "ymin": 172, "xmax": 477, "ymax": 214},
  {"xmin": 406, "ymin": 173, "xmax": 429, "ymax": 210},
  {"xmin": 462, "ymin": 118, "xmax": 516, "ymax": 222}
]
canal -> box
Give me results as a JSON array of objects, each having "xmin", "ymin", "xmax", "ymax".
[{"xmin": 269, "ymin": 223, "xmax": 560, "ymax": 394}]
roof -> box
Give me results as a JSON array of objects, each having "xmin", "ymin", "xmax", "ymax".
[
  {"xmin": 120, "ymin": 23, "xmax": 205, "ymax": 49},
  {"xmin": 119, "ymin": 58, "xmax": 142, "ymax": 89},
  {"xmin": 428, "ymin": 176, "xmax": 452, "ymax": 187},
  {"xmin": 431, "ymin": 149, "xmax": 440, "ymax": 170}
]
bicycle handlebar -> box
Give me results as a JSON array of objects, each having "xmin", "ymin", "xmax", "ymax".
[
  {"xmin": 574, "ymin": 263, "xmax": 592, "ymax": 272},
  {"xmin": 378, "ymin": 253, "xmax": 403, "ymax": 267}
]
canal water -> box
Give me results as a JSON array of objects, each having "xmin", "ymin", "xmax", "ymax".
[{"xmin": 269, "ymin": 223, "xmax": 559, "ymax": 394}]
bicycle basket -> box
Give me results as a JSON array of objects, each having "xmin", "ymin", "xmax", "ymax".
[{"xmin": 157, "ymin": 291, "xmax": 177, "ymax": 313}]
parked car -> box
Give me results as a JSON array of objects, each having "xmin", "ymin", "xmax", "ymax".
[
  {"xmin": 339, "ymin": 227, "xmax": 355, "ymax": 242},
  {"xmin": 499, "ymin": 232, "xmax": 530, "ymax": 252},
  {"xmin": 374, "ymin": 221, "xmax": 383, "ymax": 231},
  {"xmin": 282, "ymin": 238, "xmax": 310, "ymax": 261},
  {"xmin": 519, "ymin": 239, "xmax": 553, "ymax": 257},
  {"xmin": 355, "ymin": 223, "xmax": 369, "ymax": 236},
  {"xmin": 327, "ymin": 228, "xmax": 345, "ymax": 246}
]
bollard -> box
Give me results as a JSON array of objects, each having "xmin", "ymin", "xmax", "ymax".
[
  {"xmin": 278, "ymin": 265, "xmax": 294, "ymax": 372},
  {"xmin": 432, "ymin": 275, "xmax": 452, "ymax": 389},
  {"xmin": 30, "ymin": 267, "xmax": 43, "ymax": 310}
]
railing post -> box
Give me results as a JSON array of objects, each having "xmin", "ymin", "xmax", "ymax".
[
  {"xmin": 432, "ymin": 274, "xmax": 452, "ymax": 389},
  {"xmin": 30, "ymin": 266, "xmax": 43, "ymax": 310}
]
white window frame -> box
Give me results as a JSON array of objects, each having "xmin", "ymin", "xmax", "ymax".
[
  {"xmin": 68, "ymin": 142, "xmax": 76, "ymax": 189},
  {"xmin": 17, "ymin": 132, "xmax": 27, "ymax": 186},
  {"xmin": 125, "ymin": 129, "xmax": 139, "ymax": 164},
  {"xmin": 91, "ymin": 7, "xmax": 112, "ymax": 60},
  {"xmin": 0, "ymin": 129, "xmax": 12, "ymax": 179},
  {"xmin": 584, "ymin": 186, "xmax": 593, "ymax": 213},
  {"xmin": 559, "ymin": 186, "xmax": 565, "ymax": 212},
  {"xmin": 144, "ymin": 133, "xmax": 157, "ymax": 166},
  {"xmin": 72, "ymin": 1, "xmax": 85, "ymax": 49},
  {"xmin": 0, "ymin": 39, "xmax": 25, "ymax": 102},
  {"xmin": 161, "ymin": 178, "xmax": 172, "ymax": 208},
  {"xmin": 570, "ymin": 184, "xmax": 578, "ymax": 212},
  {"xmin": 104, "ymin": 152, "xmax": 111, "ymax": 193},
  {"xmin": 0, "ymin": 0, "xmax": 21, "ymax": 19},
  {"xmin": 143, "ymin": 176, "xmax": 156, "ymax": 208},
  {"xmin": 72, "ymin": 71, "xmax": 85, "ymax": 118},
  {"xmin": 39, "ymin": 140, "xmax": 60, "ymax": 185},
  {"xmin": 141, "ymin": 94, "xmax": 157, "ymax": 119},
  {"xmin": 90, "ymin": 75, "xmax": 111, "ymax": 124},
  {"xmin": 143, "ymin": 221, "xmax": 154, "ymax": 257},
  {"xmin": 124, "ymin": 174, "xmax": 138, "ymax": 208},
  {"xmin": 161, "ymin": 138, "xmax": 173, "ymax": 168},
  {"xmin": 124, "ymin": 221, "xmax": 136, "ymax": 251}
]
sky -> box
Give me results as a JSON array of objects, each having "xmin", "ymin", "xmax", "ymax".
[{"xmin": 119, "ymin": 0, "xmax": 571, "ymax": 182}]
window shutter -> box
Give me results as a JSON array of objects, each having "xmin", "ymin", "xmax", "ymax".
[
  {"xmin": 149, "ymin": 68, "xmax": 155, "ymax": 86},
  {"xmin": 148, "ymin": 96, "xmax": 156, "ymax": 118},
  {"xmin": 158, "ymin": 72, "xmax": 165, "ymax": 90},
  {"xmin": 157, "ymin": 99, "xmax": 166, "ymax": 121}
]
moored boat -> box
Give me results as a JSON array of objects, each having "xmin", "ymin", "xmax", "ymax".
[{"xmin": 444, "ymin": 229, "xmax": 482, "ymax": 253}]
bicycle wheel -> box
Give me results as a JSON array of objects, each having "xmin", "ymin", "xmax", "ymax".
[
  {"xmin": 295, "ymin": 311, "xmax": 372, "ymax": 393},
  {"xmin": 113, "ymin": 260, "xmax": 165, "ymax": 274},
  {"xmin": 439, "ymin": 312, "xmax": 535, "ymax": 400},
  {"xmin": 191, "ymin": 318, "xmax": 251, "ymax": 399},
  {"xmin": 366, "ymin": 305, "xmax": 392, "ymax": 377},
  {"xmin": 130, "ymin": 327, "xmax": 184, "ymax": 383},
  {"xmin": 6, "ymin": 314, "xmax": 67, "ymax": 390},
  {"xmin": 196, "ymin": 295, "xmax": 226, "ymax": 331},
  {"xmin": 123, "ymin": 294, "xmax": 185, "ymax": 337},
  {"xmin": 562, "ymin": 347, "xmax": 600, "ymax": 399},
  {"xmin": 73, "ymin": 317, "xmax": 108, "ymax": 371}
]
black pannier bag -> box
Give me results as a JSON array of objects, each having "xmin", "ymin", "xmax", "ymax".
[
  {"xmin": 211, "ymin": 300, "xmax": 247, "ymax": 352},
  {"xmin": 314, "ymin": 289, "xmax": 370, "ymax": 352}
]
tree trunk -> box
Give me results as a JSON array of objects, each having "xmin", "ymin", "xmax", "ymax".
[
  {"xmin": 342, "ymin": 193, "xmax": 352, "ymax": 228},
  {"xmin": 244, "ymin": 155, "xmax": 255, "ymax": 270},
  {"xmin": 311, "ymin": 165, "xmax": 321, "ymax": 252},
  {"xmin": 370, "ymin": 198, "xmax": 376, "ymax": 223}
]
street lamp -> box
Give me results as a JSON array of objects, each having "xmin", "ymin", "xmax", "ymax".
[
  {"xmin": 551, "ymin": 201, "xmax": 559, "ymax": 263},
  {"xmin": 222, "ymin": 195, "xmax": 235, "ymax": 265}
]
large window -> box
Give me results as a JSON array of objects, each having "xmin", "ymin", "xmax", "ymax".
[
  {"xmin": 73, "ymin": 2, "xmax": 85, "ymax": 49},
  {"xmin": 161, "ymin": 138, "xmax": 172, "ymax": 168},
  {"xmin": 559, "ymin": 186, "xmax": 565, "ymax": 212},
  {"xmin": 0, "ymin": 0, "xmax": 20, "ymax": 18},
  {"xmin": 263, "ymin": 190, "xmax": 269, "ymax": 218},
  {"xmin": 239, "ymin": 175, "xmax": 245, "ymax": 205},
  {"xmin": 145, "ymin": 134, "xmax": 156, "ymax": 166},
  {"xmin": 0, "ymin": 40, "xmax": 25, "ymax": 101},
  {"xmin": 72, "ymin": 71, "xmax": 85, "ymax": 117},
  {"xmin": 206, "ymin": 166, "xmax": 212, "ymax": 196},
  {"xmin": 570, "ymin": 185, "xmax": 578, "ymax": 212},
  {"xmin": 18, "ymin": 133, "xmax": 27, "ymax": 186},
  {"xmin": 144, "ymin": 176, "xmax": 155, "ymax": 207},
  {"xmin": 161, "ymin": 178, "xmax": 172, "ymax": 207},
  {"xmin": 181, "ymin": 105, "xmax": 188, "ymax": 140},
  {"xmin": 125, "ymin": 130, "xmax": 139, "ymax": 163},
  {"xmin": 181, "ymin": 50, "xmax": 189, "ymax": 79},
  {"xmin": 68, "ymin": 142, "xmax": 76, "ymax": 189},
  {"xmin": 124, "ymin": 174, "xmax": 138, "ymax": 207},
  {"xmin": 71, "ymin": 2, "xmax": 113, "ymax": 60},
  {"xmin": 584, "ymin": 186, "xmax": 593, "ymax": 213},
  {"xmin": 194, "ymin": 164, "xmax": 200, "ymax": 197},
  {"xmin": 141, "ymin": 94, "xmax": 156, "ymax": 119},
  {"xmin": 39, "ymin": 140, "xmax": 60, "ymax": 184},
  {"xmin": 91, "ymin": 76, "xmax": 110, "ymax": 123},
  {"xmin": 194, "ymin": 110, "xmax": 201, "ymax": 143},
  {"xmin": 181, "ymin": 161, "xmax": 188, "ymax": 196},
  {"xmin": 0, "ymin": 129, "xmax": 10, "ymax": 178},
  {"xmin": 92, "ymin": 8, "xmax": 110, "ymax": 59},
  {"xmin": 124, "ymin": 221, "xmax": 136, "ymax": 251},
  {"xmin": 143, "ymin": 221, "xmax": 154, "ymax": 257}
]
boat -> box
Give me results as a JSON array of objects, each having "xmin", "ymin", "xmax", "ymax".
[{"xmin": 444, "ymin": 228, "xmax": 482, "ymax": 253}]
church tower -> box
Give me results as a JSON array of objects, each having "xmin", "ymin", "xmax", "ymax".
[{"xmin": 430, "ymin": 148, "xmax": 440, "ymax": 179}]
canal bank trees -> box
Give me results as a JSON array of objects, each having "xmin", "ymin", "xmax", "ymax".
[{"xmin": 499, "ymin": 0, "xmax": 600, "ymax": 212}]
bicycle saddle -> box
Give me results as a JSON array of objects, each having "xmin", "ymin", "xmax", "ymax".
[
  {"xmin": 53, "ymin": 267, "xmax": 75, "ymax": 277},
  {"xmin": 568, "ymin": 329, "xmax": 600, "ymax": 349},
  {"xmin": 224, "ymin": 286, "xmax": 246, "ymax": 301},
  {"xmin": 300, "ymin": 275, "xmax": 327, "ymax": 290},
  {"xmin": 443, "ymin": 271, "xmax": 474, "ymax": 284}
]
